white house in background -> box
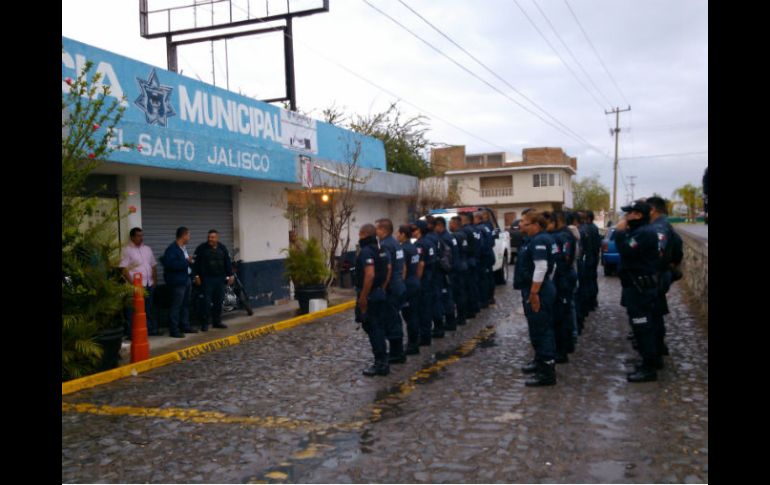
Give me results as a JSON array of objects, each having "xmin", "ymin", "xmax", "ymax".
[{"xmin": 431, "ymin": 146, "xmax": 577, "ymax": 227}]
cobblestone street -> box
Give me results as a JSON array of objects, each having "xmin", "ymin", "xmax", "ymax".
[{"xmin": 62, "ymin": 272, "xmax": 708, "ymax": 483}]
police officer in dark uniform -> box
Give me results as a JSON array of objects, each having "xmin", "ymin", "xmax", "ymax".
[
  {"xmin": 460, "ymin": 212, "xmax": 481, "ymax": 318},
  {"xmin": 545, "ymin": 210, "xmax": 577, "ymax": 362},
  {"xmin": 575, "ymin": 211, "xmax": 591, "ymax": 332},
  {"xmin": 585, "ymin": 210, "xmax": 602, "ymax": 311},
  {"xmin": 424, "ymin": 216, "xmax": 446, "ymax": 338},
  {"xmin": 449, "ymin": 216, "xmax": 469, "ymax": 326},
  {"xmin": 376, "ymin": 218, "xmax": 407, "ymax": 364},
  {"xmin": 481, "ymin": 211, "xmax": 498, "ymax": 305},
  {"xmin": 645, "ymin": 196, "xmax": 683, "ymax": 360},
  {"xmin": 397, "ymin": 224, "xmax": 422, "ymax": 354},
  {"xmin": 354, "ymin": 224, "xmax": 391, "ymax": 377},
  {"xmin": 412, "ymin": 220, "xmax": 436, "ymax": 346},
  {"xmin": 434, "ymin": 216, "xmax": 459, "ymax": 331},
  {"xmin": 615, "ymin": 201, "xmax": 661, "ymax": 382},
  {"xmin": 514, "ymin": 210, "xmax": 558, "ymax": 386},
  {"xmin": 474, "ymin": 212, "xmax": 491, "ymax": 309}
]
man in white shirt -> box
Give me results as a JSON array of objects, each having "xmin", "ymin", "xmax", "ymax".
[{"xmin": 120, "ymin": 227, "xmax": 159, "ymax": 337}]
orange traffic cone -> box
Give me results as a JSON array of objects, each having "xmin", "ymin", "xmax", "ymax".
[{"xmin": 131, "ymin": 273, "xmax": 150, "ymax": 362}]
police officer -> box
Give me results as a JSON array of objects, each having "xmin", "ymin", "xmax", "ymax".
[
  {"xmin": 474, "ymin": 212, "xmax": 491, "ymax": 309},
  {"xmin": 585, "ymin": 210, "xmax": 602, "ymax": 312},
  {"xmin": 575, "ymin": 211, "xmax": 591, "ymax": 333},
  {"xmin": 434, "ymin": 216, "xmax": 458, "ymax": 331},
  {"xmin": 514, "ymin": 210, "xmax": 558, "ymax": 386},
  {"xmin": 565, "ymin": 211, "xmax": 581, "ymax": 347},
  {"xmin": 546, "ymin": 210, "xmax": 577, "ymax": 362},
  {"xmin": 460, "ymin": 212, "xmax": 481, "ymax": 318},
  {"xmin": 376, "ymin": 218, "xmax": 407, "ymax": 364},
  {"xmin": 615, "ymin": 201, "xmax": 660, "ymax": 382},
  {"xmin": 449, "ymin": 216, "xmax": 469, "ymax": 326},
  {"xmin": 397, "ymin": 224, "xmax": 422, "ymax": 354},
  {"xmin": 481, "ymin": 211, "xmax": 498, "ymax": 305},
  {"xmin": 412, "ymin": 220, "xmax": 436, "ymax": 346},
  {"xmin": 424, "ymin": 216, "xmax": 446, "ymax": 338},
  {"xmin": 355, "ymin": 224, "xmax": 391, "ymax": 377},
  {"xmin": 646, "ymin": 196, "xmax": 683, "ymax": 360}
]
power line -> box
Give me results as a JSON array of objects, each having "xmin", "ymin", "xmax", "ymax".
[
  {"xmin": 512, "ymin": 0, "xmax": 607, "ymax": 112},
  {"xmin": 222, "ymin": 1, "xmax": 506, "ymax": 150},
  {"xmin": 530, "ymin": 0, "xmax": 614, "ymax": 107},
  {"xmin": 621, "ymin": 151, "xmax": 708, "ymax": 160},
  {"xmin": 363, "ymin": 0, "xmax": 613, "ymax": 159},
  {"xmin": 394, "ymin": 0, "xmax": 594, "ymax": 153},
  {"xmin": 563, "ymin": 0, "xmax": 630, "ymax": 106}
]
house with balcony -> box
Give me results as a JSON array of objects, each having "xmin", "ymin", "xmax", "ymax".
[{"xmin": 431, "ymin": 146, "xmax": 577, "ymax": 227}]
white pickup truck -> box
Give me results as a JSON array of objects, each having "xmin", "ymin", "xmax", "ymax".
[{"xmin": 421, "ymin": 206, "xmax": 511, "ymax": 284}]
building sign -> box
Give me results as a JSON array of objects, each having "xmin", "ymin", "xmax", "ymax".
[{"xmin": 62, "ymin": 37, "xmax": 386, "ymax": 184}]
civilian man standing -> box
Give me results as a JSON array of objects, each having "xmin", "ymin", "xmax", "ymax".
[
  {"xmin": 162, "ymin": 227, "xmax": 194, "ymax": 338},
  {"xmin": 120, "ymin": 227, "xmax": 159, "ymax": 337}
]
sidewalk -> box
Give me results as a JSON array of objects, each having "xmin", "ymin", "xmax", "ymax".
[{"xmin": 119, "ymin": 287, "xmax": 356, "ymax": 364}]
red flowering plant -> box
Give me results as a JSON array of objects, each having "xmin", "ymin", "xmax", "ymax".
[{"xmin": 62, "ymin": 60, "xmax": 135, "ymax": 380}]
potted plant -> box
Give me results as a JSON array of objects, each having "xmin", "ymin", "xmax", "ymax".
[
  {"xmin": 283, "ymin": 238, "xmax": 331, "ymax": 315},
  {"xmin": 62, "ymin": 60, "xmax": 134, "ymax": 380}
]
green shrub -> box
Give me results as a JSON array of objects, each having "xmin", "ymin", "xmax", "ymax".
[{"xmin": 282, "ymin": 238, "xmax": 331, "ymax": 287}]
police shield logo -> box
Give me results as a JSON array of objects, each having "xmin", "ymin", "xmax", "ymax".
[
  {"xmin": 134, "ymin": 69, "xmax": 176, "ymax": 127},
  {"xmin": 629, "ymin": 237, "xmax": 639, "ymax": 249},
  {"xmin": 551, "ymin": 243, "xmax": 559, "ymax": 254}
]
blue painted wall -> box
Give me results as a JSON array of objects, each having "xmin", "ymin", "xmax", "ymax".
[{"xmin": 62, "ymin": 37, "xmax": 386, "ymax": 184}]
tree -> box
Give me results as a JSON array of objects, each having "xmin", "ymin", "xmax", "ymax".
[
  {"xmin": 672, "ymin": 183, "xmax": 703, "ymax": 222},
  {"xmin": 62, "ymin": 61, "xmax": 134, "ymax": 380},
  {"xmin": 282, "ymin": 140, "xmax": 372, "ymax": 289},
  {"xmin": 572, "ymin": 174, "xmax": 610, "ymax": 212}
]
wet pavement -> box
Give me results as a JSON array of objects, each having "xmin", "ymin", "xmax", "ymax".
[{"xmin": 62, "ymin": 272, "xmax": 708, "ymax": 483}]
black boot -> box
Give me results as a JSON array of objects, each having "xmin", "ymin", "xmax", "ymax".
[
  {"xmin": 406, "ymin": 340, "xmax": 420, "ymax": 355},
  {"xmin": 444, "ymin": 313, "xmax": 457, "ymax": 331},
  {"xmin": 566, "ymin": 339, "xmax": 575, "ymax": 354},
  {"xmin": 432, "ymin": 318, "xmax": 445, "ymax": 338},
  {"xmin": 627, "ymin": 365, "xmax": 657, "ymax": 382},
  {"xmin": 456, "ymin": 315, "xmax": 467, "ymax": 326},
  {"xmin": 388, "ymin": 339, "xmax": 406, "ymax": 364},
  {"xmin": 525, "ymin": 361, "xmax": 556, "ymax": 386},
  {"xmin": 555, "ymin": 354, "xmax": 569, "ymax": 364},
  {"xmin": 419, "ymin": 336, "xmax": 432, "ymax": 346},
  {"xmin": 520, "ymin": 360, "xmax": 538, "ymax": 374},
  {"xmin": 363, "ymin": 358, "xmax": 390, "ymax": 376}
]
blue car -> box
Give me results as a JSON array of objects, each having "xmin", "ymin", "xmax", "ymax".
[{"xmin": 601, "ymin": 228, "xmax": 620, "ymax": 276}]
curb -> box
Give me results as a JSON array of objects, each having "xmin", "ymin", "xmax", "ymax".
[{"xmin": 62, "ymin": 300, "xmax": 356, "ymax": 396}]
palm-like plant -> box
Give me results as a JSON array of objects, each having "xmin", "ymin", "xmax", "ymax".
[{"xmin": 62, "ymin": 59, "xmax": 134, "ymax": 380}]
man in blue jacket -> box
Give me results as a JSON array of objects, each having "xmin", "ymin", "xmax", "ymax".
[{"xmin": 162, "ymin": 226, "xmax": 194, "ymax": 338}]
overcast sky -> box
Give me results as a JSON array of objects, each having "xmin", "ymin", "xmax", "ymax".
[{"xmin": 62, "ymin": 0, "xmax": 707, "ymax": 206}]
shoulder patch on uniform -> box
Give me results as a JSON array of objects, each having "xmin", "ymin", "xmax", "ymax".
[
  {"xmin": 429, "ymin": 248, "xmax": 435, "ymax": 255},
  {"xmin": 417, "ymin": 247, "xmax": 423, "ymax": 254},
  {"xmin": 452, "ymin": 238, "xmax": 457, "ymax": 246},
  {"xmin": 551, "ymin": 243, "xmax": 560, "ymax": 254},
  {"xmin": 396, "ymin": 249, "xmax": 404, "ymax": 259}
]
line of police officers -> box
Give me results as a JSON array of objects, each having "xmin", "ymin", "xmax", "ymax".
[
  {"xmin": 353, "ymin": 200, "xmax": 681, "ymax": 385},
  {"xmin": 513, "ymin": 200, "xmax": 682, "ymax": 386},
  {"xmin": 354, "ymin": 211, "xmax": 498, "ymax": 377}
]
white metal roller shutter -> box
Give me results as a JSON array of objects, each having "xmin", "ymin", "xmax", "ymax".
[{"xmin": 140, "ymin": 183, "xmax": 234, "ymax": 283}]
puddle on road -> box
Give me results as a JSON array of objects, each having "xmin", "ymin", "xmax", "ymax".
[{"xmin": 588, "ymin": 460, "xmax": 632, "ymax": 482}]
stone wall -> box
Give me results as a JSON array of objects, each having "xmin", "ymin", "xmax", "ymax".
[{"xmin": 679, "ymin": 231, "xmax": 708, "ymax": 321}]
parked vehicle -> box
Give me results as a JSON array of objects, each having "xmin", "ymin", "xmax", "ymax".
[
  {"xmin": 508, "ymin": 219, "xmax": 525, "ymax": 264},
  {"xmin": 600, "ymin": 228, "xmax": 620, "ymax": 276},
  {"xmin": 422, "ymin": 206, "xmax": 511, "ymax": 284}
]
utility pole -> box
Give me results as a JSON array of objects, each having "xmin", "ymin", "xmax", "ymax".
[
  {"xmin": 627, "ymin": 175, "xmax": 637, "ymax": 203},
  {"xmin": 606, "ymin": 106, "xmax": 631, "ymax": 221}
]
